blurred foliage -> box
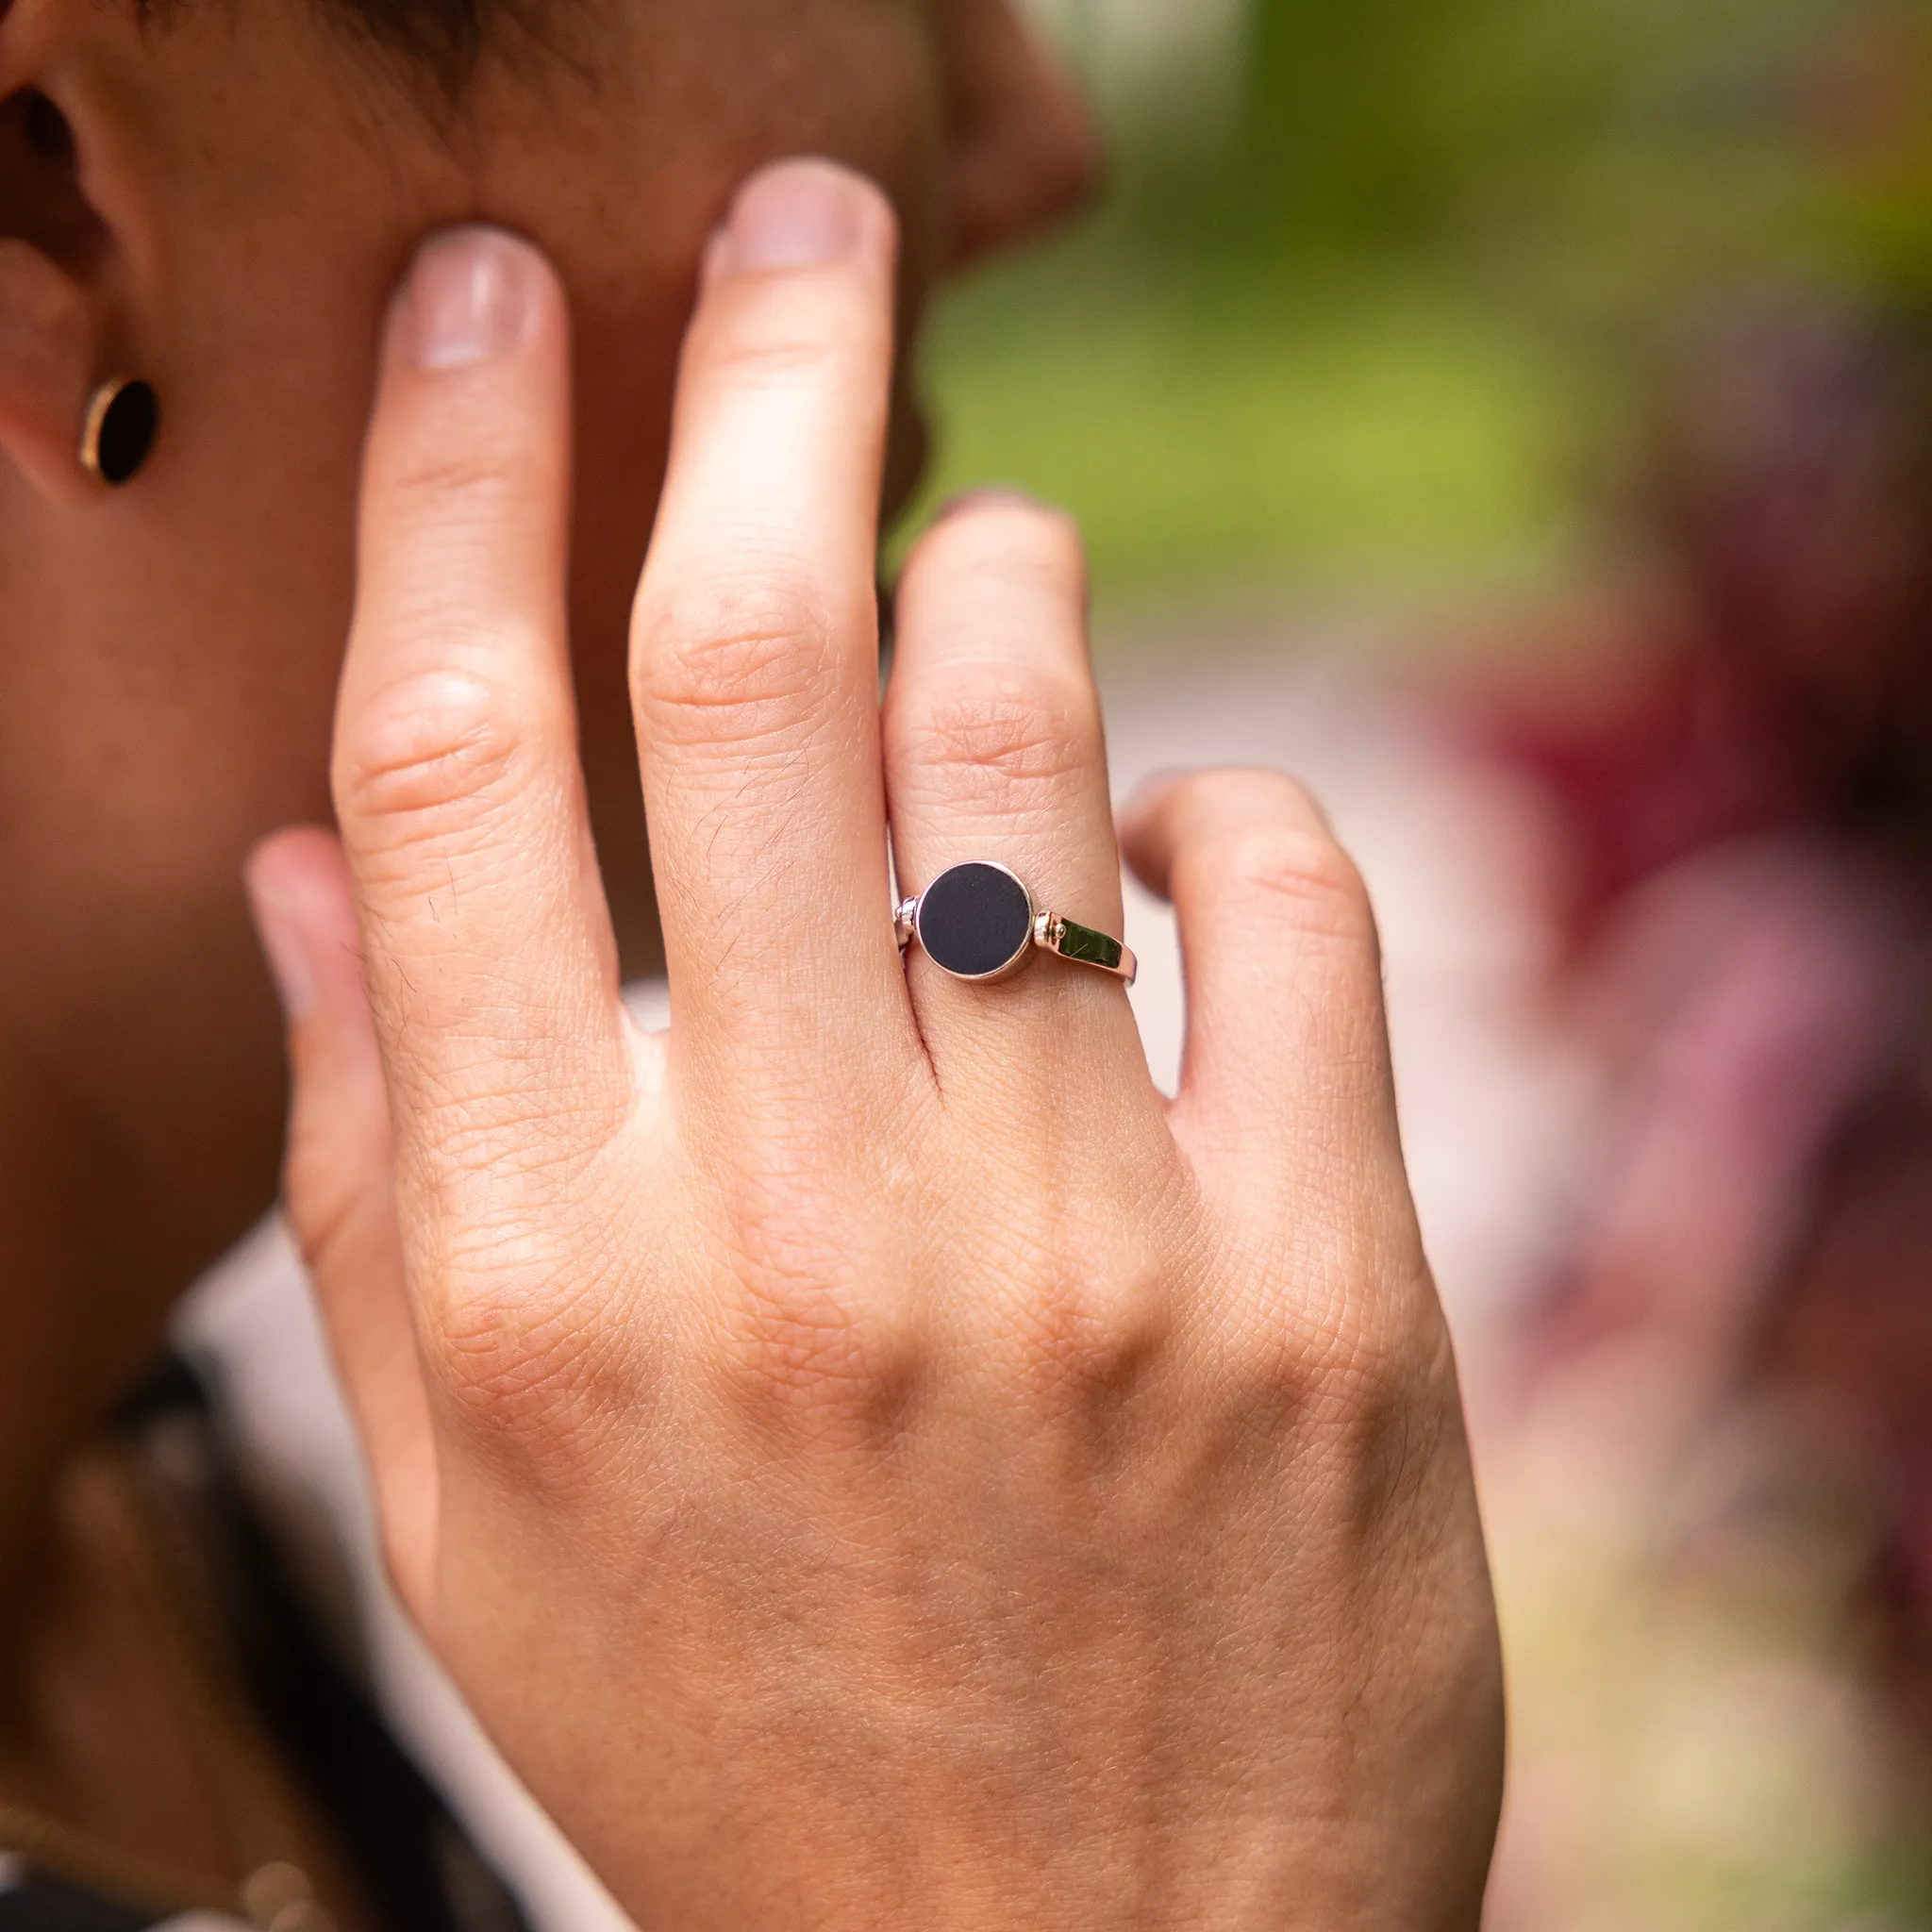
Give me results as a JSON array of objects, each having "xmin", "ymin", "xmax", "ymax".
[
  {"xmin": 904, "ymin": 0, "xmax": 1932, "ymax": 609},
  {"xmin": 1212, "ymin": 0, "xmax": 1932, "ymax": 316},
  {"xmin": 908, "ymin": 260, "xmax": 1590, "ymax": 605}
]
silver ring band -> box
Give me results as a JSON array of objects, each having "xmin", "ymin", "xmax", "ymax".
[{"xmin": 895, "ymin": 861, "xmax": 1137, "ymax": 989}]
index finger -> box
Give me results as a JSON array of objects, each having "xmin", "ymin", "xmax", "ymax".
[{"xmin": 332, "ymin": 229, "xmax": 634, "ymax": 1232}]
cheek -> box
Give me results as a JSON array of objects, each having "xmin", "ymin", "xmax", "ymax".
[
  {"xmin": 507, "ymin": 0, "xmax": 950, "ymax": 673},
  {"xmin": 561, "ymin": 286, "xmax": 687, "ymax": 686}
]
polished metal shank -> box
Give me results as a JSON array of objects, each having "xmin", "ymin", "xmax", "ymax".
[{"xmin": 1035, "ymin": 910, "xmax": 1137, "ymax": 987}]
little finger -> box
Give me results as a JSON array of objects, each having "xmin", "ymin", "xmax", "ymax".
[{"xmin": 1121, "ymin": 768, "xmax": 1398, "ymax": 1177}]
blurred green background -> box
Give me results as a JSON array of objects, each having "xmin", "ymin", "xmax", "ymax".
[{"xmin": 905, "ymin": 0, "xmax": 1932, "ymax": 615}]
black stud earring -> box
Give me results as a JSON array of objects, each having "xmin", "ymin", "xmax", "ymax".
[{"xmin": 79, "ymin": 375, "xmax": 159, "ymax": 487}]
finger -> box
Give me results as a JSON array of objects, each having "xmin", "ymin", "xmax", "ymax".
[
  {"xmin": 246, "ymin": 829, "xmax": 437, "ymax": 1623},
  {"xmin": 332, "ymin": 229, "xmax": 633, "ymax": 1220},
  {"xmin": 1120, "ymin": 769, "xmax": 1397, "ymax": 1177},
  {"xmin": 885, "ymin": 493, "xmax": 1150, "ymax": 1101},
  {"xmin": 629, "ymin": 160, "xmax": 918, "ymax": 1104}
]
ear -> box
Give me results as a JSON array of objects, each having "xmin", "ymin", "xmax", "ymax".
[
  {"xmin": 933, "ymin": 0, "xmax": 1103, "ymax": 272},
  {"xmin": 0, "ymin": 62, "xmax": 114, "ymax": 505}
]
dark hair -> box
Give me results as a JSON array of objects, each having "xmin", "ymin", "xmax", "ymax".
[
  {"xmin": 320, "ymin": 0, "xmax": 553, "ymax": 94},
  {"xmin": 323, "ymin": 0, "xmax": 482, "ymax": 87}
]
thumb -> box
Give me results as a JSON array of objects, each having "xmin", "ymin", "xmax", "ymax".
[{"xmin": 245, "ymin": 826, "xmax": 438, "ymax": 1624}]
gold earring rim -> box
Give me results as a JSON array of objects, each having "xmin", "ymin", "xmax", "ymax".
[{"xmin": 79, "ymin": 375, "xmax": 157, "ymax": 487}]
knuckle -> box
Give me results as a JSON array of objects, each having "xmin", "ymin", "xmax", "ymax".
[
  {"xmin": 425, "ymin": 1291, "xmax": 564, "ymax": 1417},
  {"xmin": 1219, "ymin": 1301, "xmax": 1337, "ymax": 1425},
  {"xmin": 1220, "ymin": 1242, "xmax": 1444, "ymax": 1450},
  {"xmin": 894, "ymin": 668, "xmax": 1096, "ymax": 809},
  {"xmin": 1222, "ymin": 1310, "xmax": 1449, "ymax": 1537},
  {"xmin": 699, "ymin": 282, "xmax": 857, "ymax": 391},
  {"xmin": 705, "ymin": 325, "xmax": 842, "ymax": 397},
  {"xmin": 722, "ymin": 1265, "xmax": 928, "ymax": 1441},
  {"xmin": 1197, "ymin": 819, "xmax": 1376, "ymax": 953},
  {"xmin": 334, "ymin": 669, "xmax": 540, "ymax": 839},
  {"xmin": 633, "ymin": 574, "xmax": 844, "ymax": 745},
  {"xmin": 1017, "ymin": 1267, "xmax": 1171, "ymax": 1412},
  {"xmin": 709, "ymin": 1172, "xmax": 930, "ymax": 1440},
  {"xmin": 419, "ymin": 1245, "xmax": 630, "ymax": 1454},
  {"xmin": 966, "ymin": 1194, "xmax": 1174, "ymax": 1408},
  {"xmin": 1324, "ymin": 1312, "xmax": 1458, "ymax": 1521},
  {"xmin": 388, "ymin": 441, "xmax": 524, "ymax": 521}
]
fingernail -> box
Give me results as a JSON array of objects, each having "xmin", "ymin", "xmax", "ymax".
[
  {"xmin": 931, "ymin": 487, "xmax": 1047, "ymax": 525},
  {"xmin": 245, "ymin": 877, "xmax": 317, "ymax": 1024},
  {"xmin": 713, "ymin": 159, "xmax": 869, "ymax": 276},
  {"xmin": 400, "ymin": 228, "xmax": 539, "ymax": 371}
]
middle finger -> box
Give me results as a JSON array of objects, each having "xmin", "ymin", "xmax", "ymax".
[{"xmin": 630, "ymin": 161, "xmax": 918, "ymax": 1107}]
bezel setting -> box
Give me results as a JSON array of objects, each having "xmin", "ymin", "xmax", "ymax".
[{"xmin": 912, "ymin": 861, "xmax": 1038, "ymax": 983}]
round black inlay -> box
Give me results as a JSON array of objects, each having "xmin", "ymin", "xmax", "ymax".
[
  {"xmin": 917, "ymin": 862, "xmax": 1034, "ymax": 979},
  {"xmin": 95, "ymin": 379, "xmax": 158, "ymax": 487}
]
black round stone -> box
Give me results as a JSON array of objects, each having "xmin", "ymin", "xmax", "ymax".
[
  {"xmin": 95, "ymin": 379, "xmax": 158, "ymax": 487},
  {"xmin": 917, "ymin": 862, "xmax": 1034, "ymax": 979}
]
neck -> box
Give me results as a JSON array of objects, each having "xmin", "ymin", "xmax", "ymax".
[{"xmin": 0, "ymin": 1033, "xmax": 190, "ymax": 1652}]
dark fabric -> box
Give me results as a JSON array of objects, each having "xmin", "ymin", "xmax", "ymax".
[
  {"xmin": 10, "ymin": 1359, "xmax": 537, "ymax": 1932},
  {"xmin": 136, "ymin": 1368, "xmax": 525, "ymax": 1932},
  {"xmin": 0, "ymin": 1872, "xmax": 158, "ymax": 1932}
]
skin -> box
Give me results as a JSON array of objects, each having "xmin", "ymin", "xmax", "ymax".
[
  {"xmin": 0, "ymin": 0, "xmax": 1094, "ymax": 1889},
  {"xmin": 0, "ymin": 0, "xmax": 1092, "ymax": 1599},
  {"xmin": 0, "ymin": 0, "xmax": 1505, "ymax": 1915},
  {"xmin": 254, "ymin": 169, "xmax": 1505, "ymax": 1924}
]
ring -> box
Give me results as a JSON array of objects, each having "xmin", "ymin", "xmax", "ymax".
[{"xmin": 895, "ymin": 861, "xmax": 1137, "ymax": 988}]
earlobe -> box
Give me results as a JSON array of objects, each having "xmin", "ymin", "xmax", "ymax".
[
  {"xmin": 0, "ymin": 58, "xmax": 158, "ymax": 501},
  {"xmin": 0, "ymin": 231, "xmax": 106, "ymax": 503}
]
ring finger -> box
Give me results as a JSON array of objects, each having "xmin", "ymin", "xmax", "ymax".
[{"xmin": 883, "ymin": 493, "xmax": 1150, "ymax": 1105}]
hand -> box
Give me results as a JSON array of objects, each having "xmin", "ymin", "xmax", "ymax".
[{"xmin": 245, "ymin": 158, "xmax": 1504, "ymax": 1929}]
